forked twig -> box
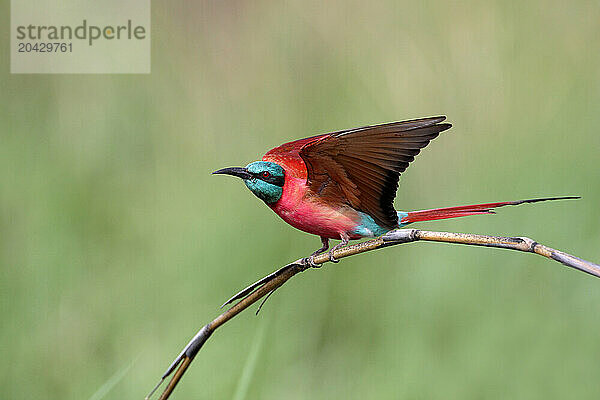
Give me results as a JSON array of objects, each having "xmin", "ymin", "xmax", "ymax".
[{"xmin": 146, "ymin": 229, "xmax": 600, "ymax": 400}]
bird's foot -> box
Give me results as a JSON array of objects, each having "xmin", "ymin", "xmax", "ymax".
[
  {"xmin": 328, "ymin": 250, "xmax": 340, "ymax": 263},
  {"xmin": 327, "ymin": 233, "xmax": 349, "ymax": 263},
  {"xmin": 302, "ymin": 255, "xmax": 322, "ymax": 268}
]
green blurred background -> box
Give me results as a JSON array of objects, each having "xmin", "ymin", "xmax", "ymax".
[{"xmin": 2, "ymin": 1, "xmax": 600, "ymax": 399}]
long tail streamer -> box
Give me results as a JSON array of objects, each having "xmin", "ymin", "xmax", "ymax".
[{"xmin": 401, "ymin": 196, "xmax": 580, "ymax": 224}]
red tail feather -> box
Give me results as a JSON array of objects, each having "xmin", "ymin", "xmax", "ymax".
[{"xmin": 400, "ymin": 196, "xmax": 580, "ymax": 225}]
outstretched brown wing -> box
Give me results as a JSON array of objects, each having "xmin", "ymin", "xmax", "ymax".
[{"xmin": 299, "ymin": 116, "xmax": 451, "ymax": 228}]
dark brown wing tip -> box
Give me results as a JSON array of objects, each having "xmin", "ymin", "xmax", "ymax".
[
  {"xmin": 407, "ymin": 115, "xmax": 445, "ymax": 123},
  {"xmin": 402, "ymin": 116, "xmax": 451, "ymax": 132},
  {"xmin": 438, "ymin": 122, "xmax": 452, "ymax": 132},
  {"xmin": 427, "ymin": 116, "xmax": 451, "ymax": 128}
]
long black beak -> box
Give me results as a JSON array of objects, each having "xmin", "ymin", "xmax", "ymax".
[{"xmin": 212, "ymin": 167, "xmax": 252, "ymax": 180}]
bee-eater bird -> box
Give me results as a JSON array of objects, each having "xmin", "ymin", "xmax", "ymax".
[{"xmin": 213, "ymin": 116, "xmax": 577, "ymax": 265}]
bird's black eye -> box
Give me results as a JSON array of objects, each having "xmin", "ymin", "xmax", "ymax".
[{"xmin": 261, "ymin": 171, "xmax": 271, "ymax": 178}]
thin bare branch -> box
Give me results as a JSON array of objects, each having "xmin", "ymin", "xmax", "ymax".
[{"xmin": 146, "ymin": 229, "xmax": 600, "ymax": 400}]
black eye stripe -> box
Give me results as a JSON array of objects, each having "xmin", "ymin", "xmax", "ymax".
[{"xmin": 253, "ymin": 171, "xmax": 285, "ymax": 187}]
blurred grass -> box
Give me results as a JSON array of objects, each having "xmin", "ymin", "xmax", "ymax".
[{"xmin": 1, "ymin": 0, "xmax": 599, "ymax": 399}]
